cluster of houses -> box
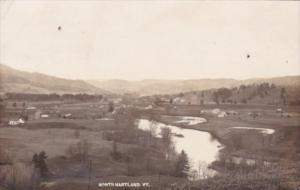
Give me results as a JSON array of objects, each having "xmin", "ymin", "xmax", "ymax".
[
  {"xmin": 200, "ymin": 108, "xmax": 237, "ymax": 118},
  {"xmin": 6, "ymin": 100, "xmax": 127, "ymax": 126},
  {"xmin": 7, "ymin": 105, "xmax": 75, "ymax": 127},
  {"xmin": 276, "ymin": 108, "xmax": 291, "ymax": 118}
]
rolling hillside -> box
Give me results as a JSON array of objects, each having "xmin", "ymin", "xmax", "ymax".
[
  {"xmin": 88, "ymin": 76, "xmax": 300, "ymax": 96},
  {"xmin": 1, "ymin": 64, "xmax": 299, "ymax": 97},
  {"xmin": 0, "ymin": 64, "xmax": 106, "ymax": 94},
  {"xmin": 172, "ymin": 83, "xmax": 300, "ymax": 106}
]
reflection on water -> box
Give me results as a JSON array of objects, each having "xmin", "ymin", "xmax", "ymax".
[
  {"xmin": 231, "ymin": 127, "xmax": 275, "ymax": 134},
  {"xmin": 175, "ymin": 116, "xmax": 207, "ymax": 125},
  {"xmin": 137, "ymin": 119, "xmax": 222, "ymax": 179}
]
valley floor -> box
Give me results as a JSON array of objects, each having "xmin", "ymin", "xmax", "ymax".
[{"xmin": 0, "ymin": 102, "xmax": 299, "ymax": 190}]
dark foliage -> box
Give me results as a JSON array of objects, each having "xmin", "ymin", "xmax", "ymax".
[{"xmin": 32, "ymin": 151, "xmax": 49, "ymax": 178}]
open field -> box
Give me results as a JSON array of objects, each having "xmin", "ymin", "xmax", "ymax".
[{"xmin": 0, "ymin": 100, "xmax": 188, "ymax": 189}]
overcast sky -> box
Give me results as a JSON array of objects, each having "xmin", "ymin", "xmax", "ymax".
[{"xmin": 0, "ymin": 1, "xmax": 299, "ymax": 80}]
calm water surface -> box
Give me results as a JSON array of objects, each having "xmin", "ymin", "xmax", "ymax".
[{"xmin": 137, "ymin": 119, "xmax": 222, "ymax": 178}]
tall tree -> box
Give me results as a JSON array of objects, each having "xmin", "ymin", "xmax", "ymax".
[
  {"xmin": 280, "ymin": 87, "xmax": 287, "ymax": 105},
  {"xmin": 174, "ymin": 150, "xmax": 190, "ymax": 178},
  {"xmin": 108, "ymin": 102, "xmax": 114, "ymax": 113},
  {"xmin": 32, "ymin": 151, "xmax": 49, "ymax": 178},
  {"xmin": 161, "ymin": 127, "xmax": 172, "ymax": 147},
  {"xmin": 0, "ymin": 99, "xmax": 5, "ymax": 123}
]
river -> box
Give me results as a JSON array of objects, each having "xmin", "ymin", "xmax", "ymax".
[{"xmin": 137, "ymin": 118, "xmax": 222, "ymax": 179}]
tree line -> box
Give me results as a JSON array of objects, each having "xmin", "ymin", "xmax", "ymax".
[
  {"xmin": 4, "ymin": 93, "xmax": 103, "ymax": 102},
  {"xmin": 210, "ymin": 83, "xmax": 300, "ymax": 105}
]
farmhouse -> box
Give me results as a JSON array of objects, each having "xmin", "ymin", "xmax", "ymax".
[
  {"xmin": 218, "ymin": 112, "xmax": 228, "ymax": 118},
  {"xmin": 276, "ymin": 108, "xmax": 283, "ymax": 113},
  {"xmin": 26, "ymin": 106, "xmax": 37, "ymax": 110},
  {"xmin": 173, "ymin": 97, "xmax": 186, "ymax": 104},
  {"xmin": 145, "ymin": 105, "xmax": 153, "ymax": 110},
  {"xmin": 40, "ymin": 114, "xmax": 49, "ymax": 119},
  {"xmin": 8, "ymin": 118, "xmax": 25, "ymax": 126},
  {"xmin": 63, "ymin": 113, "xmax": 72, "ymax": 118}
]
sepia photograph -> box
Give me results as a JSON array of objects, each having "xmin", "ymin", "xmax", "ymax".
[{"xmin": 0, "ymin": 0, "xmax": 299, "ymax": 190}]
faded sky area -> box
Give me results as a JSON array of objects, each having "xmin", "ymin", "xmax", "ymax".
[{"xmin": 0, "ymin": 1, "xmax": 299, "ymax": 80}]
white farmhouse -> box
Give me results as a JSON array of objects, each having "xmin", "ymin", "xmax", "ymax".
[{"xmin": 8, "ymin": 118, "xmax": 25, "ymax": 126}]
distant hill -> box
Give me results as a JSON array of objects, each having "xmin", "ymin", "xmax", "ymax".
[
  {"xmin": 88, "ymin": 79, "xmax": 239, "ymax": 95},
  {"xmin": 1, "ymin": 64, "xmax": 299, "ymax": 96},
  {"xmin": 88, "ymin": 76, "xmax": 300, "ymax": 96},
  {"xmin": 0, "ymin": 64, "xmax": 106, "ymax": 94},
  {"xmin": 171, "ymin": 83, "xmax": 300, "ymax": 106}
]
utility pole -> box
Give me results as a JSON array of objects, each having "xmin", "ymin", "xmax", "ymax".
[
  {"xmin": 158, "ymin": 172, "xmax": 161, "ymax": 190},
  {"xmin": 87, "ymin": 160, "xmax": 92, "ymax": 190},
  {"xmin": 11, "ymin": 164, "xmax": 16, "ymax": 190}
]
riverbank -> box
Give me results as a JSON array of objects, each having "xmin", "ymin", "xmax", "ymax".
[
  {"xmin": 140, "ymin": 107, "xmax": 300, "ymax": 189},
  {"xmin": 141, "ymin": 114, "xmax": 229, "ymax": 145},
  {"xmin": 141, "ymin": 106, "xmax": 300, "ymax": 165}
]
